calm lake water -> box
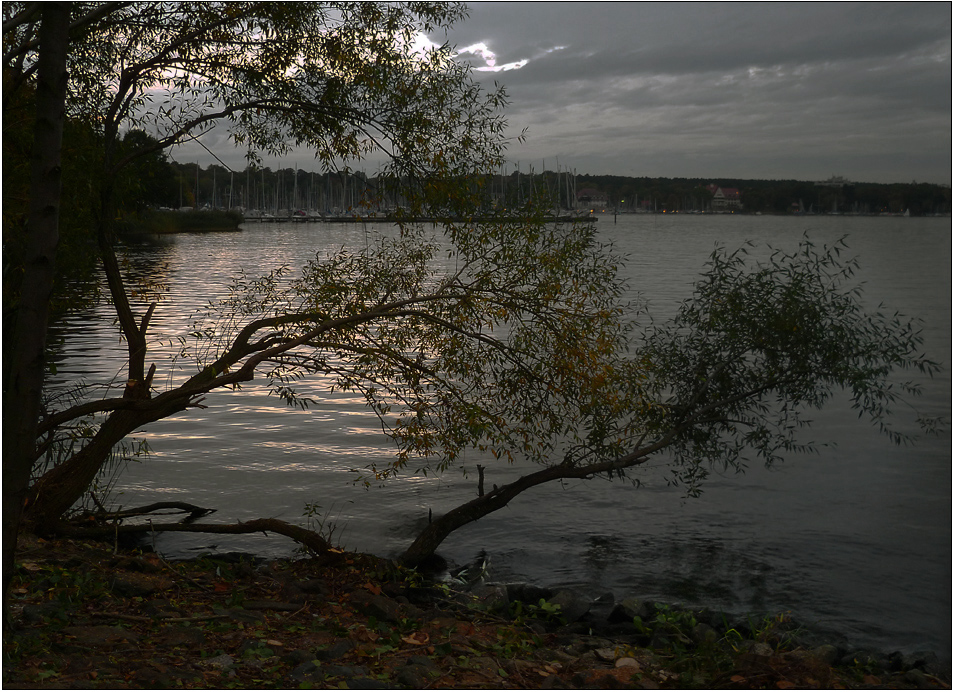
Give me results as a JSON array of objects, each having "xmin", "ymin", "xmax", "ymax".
[{"xmin": 49, "ymin": 214, "xmax": 951, "ymax": 656}]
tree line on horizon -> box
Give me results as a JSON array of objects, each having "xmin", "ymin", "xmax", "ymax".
[
  {"xmin": 119, "ymin": 146, "xmax": 954, "ymax": 217},
  {"xmin": 573, "ymin": 173, "xmax": 951, "ymax": 216}
]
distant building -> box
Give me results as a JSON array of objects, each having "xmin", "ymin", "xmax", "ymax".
[
  {"xmin": 576, "ymin": 187, "xmax": 608, "ymax": 210},
  {"xmin": 707, "ymin": 185, "xmax": 741, "ymax": 210},
  {"xmin": 815, "ymin": 175, "xmax": 851, "ymax": 187}
]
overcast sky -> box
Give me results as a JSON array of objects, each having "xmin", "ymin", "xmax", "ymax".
[
  {"xmin": 438, "ymin": 2, "xmax": 951, "ymax": 185},
  {"xmin": 176, "ymin": 2, "xmax": 951, "ymax": 185}
]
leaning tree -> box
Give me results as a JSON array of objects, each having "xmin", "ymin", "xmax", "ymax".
[
  {"xmin": 3, "ymin": 0, "xmax": 939, "ymax": 604},
  {"xmin": 1, "ymin": 0, "xmax": 518, "ymax": 614},
  {"xmin": 3, "ymin": 0, "xmax": 623, "ymax": 550}
]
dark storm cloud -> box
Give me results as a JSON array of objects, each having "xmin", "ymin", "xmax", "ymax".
[{"xmin": 438, "ymin": 2, "xmax": 952, "ymax": 183}]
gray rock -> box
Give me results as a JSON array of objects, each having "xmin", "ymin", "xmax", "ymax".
[
  {"xmin": 402, "ymin": 602, "xmax": 427, "ymax": 621},
  {"xmin": 840, "ymin": 649, "xmax": 888, "ymax": 672},
  {"xmin": 349, "ymin": 590, "xmax": 404, "ymax": 622},
  {"xmin": 204, "ymin": 654, "xmax": 234, "ymax": 670},
  {"xmin": 62, "ymin": 625, "xmax": 140, "ymax": 646},
  {"xmin": 213, "ymin": 607, "xmax": 265, "ymax": 623},
  {"xmin": 20, "ymin": 602, "xmax": 64, "ymax": 624},
  {"xmin": 903, "ymin": 650, "xmax": 947, "ymax": 678},
  {"xmin": 600, "ymin": 621, "xmax": 643, "ymax": 640},
  {"xmin": 502, "ymin": 659, "xmax": 537, "ymax": 676},
  {"xmin": 558, "ymin": 621, "xmax": 597, "ymax": 636},
  {"xmin": 132, "ymin": 665, "xmax": 200, "ymax": 688},
  {"xmin": 741, "ymin": 640, "xmax": 774, "ymax": 657},
  {"xmin": 691, "ymin": 622, "xmax": 717, "ymax": 645},
  {"xmin": 607, "ymin": 596, "xmax": 651, "ymax": 623},
  {"xmin": 109, "ymin": 576, "xmax": 160, "ymax": 598},
  {"xmin": 791, "ymin": 628, "xmax": 849, "ymax": 652},
  {"xmin": 141, "ymin": 599, "xmax": 180, "ymax": 619},
  {"xmin": 469, "ymin": 583, "xmax": 509, "ymax": 612},
  {"xmin": 903, "ymin": 669, "xmax": 931, "ymax": 689},
  {"xmin": 549, "ymin": 589, "xmax": 591, "ymax": 623},
  {"xmin": 505, "ymin": 582, "xmax": 554, "ymax": 604},
  {"xmin": 289, "ymin": 660, "xmax": 321, "ymax": 682},
  {"xmin": 347, "ymin": 677, "xmax": 393, "ymax": 689},
  {"xmin": 237, "ymin": 639, "xmax": 275, "ymax": 657},
  {"xmin": 295, "ymin": 578, "xmax": 330, "ymax": 596},
  {"xmin": 323, "ymin": 664, "xmax": 369, "ymax": 678},
  {"xmin": 588, "ymin": 592, "xmax": 617, "ymax": 621},
  {"xmin": 526, "ymin": 619, "xmax": 547, "ymax": 635},
  {"xmin": 314, "ymin": 639, "xmax": 355, "ymax": 661},
  {"xmin": 242, "ymin": 600, "xmax": 300, "ymax": 611},
  {"xmin": 406, "ymin": 655, "xmax": 438, "ymax": 669},
  {"xmin": 110, "ymin": 556, "xmax": 161, "ymax": 574},
  {"xmin": 396, "ymin": 664, "xmax": 429, "ymax": 688},
  {"xmin": 153, "ymin": 625, "xmax": 206, "ymax": 648},
  {"xmin": 570, "ymin": 671, "xmax": 591, "ymax": 688},
  {"xmin": 540, "ymin": 673, "xmax": 570, "ymax": 688},
  {"xmin": 282, "ymin": 649, "xmax": 315, "ymax": 665},
  {"xmin": 811, "ymin": 644, "xmax": 840, "ymax": 665}
]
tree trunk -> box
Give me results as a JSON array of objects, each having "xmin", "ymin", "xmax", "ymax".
[
  {"xmin": 27, "ymin": 397, "xmax": 191, "ymax": 532},
  {"xmin": 2, "ymin": 2, "xmax": 71, "ymax": 627},
  {"xmin": 399, "ymin": 453, "xmax": 652, "ymax": 566}
]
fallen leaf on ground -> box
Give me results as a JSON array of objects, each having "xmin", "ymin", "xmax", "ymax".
[{"xmin": 401, "ymin": 632, "xmax": 429, "ymax": 646}]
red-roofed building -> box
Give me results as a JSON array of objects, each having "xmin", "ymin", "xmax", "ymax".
[
  {"xmin": 709, "ymin": 185, "xmax": 741, "ymax": 210},
  {"xmin": 576, "ymin": 188, "xmax": 608, "ymax": 210}
]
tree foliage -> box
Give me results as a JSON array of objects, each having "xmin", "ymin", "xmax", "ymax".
[
  {"xmin": 178, "ymin": 218, "xmax": 629, "ymax": 483},
  {"xmin": 635, "ymin": 237, "xmax": 941, "ymax": 494},
  {"xmin": 400, "ymin": 236, "xmax": 941, "ymax": 563}
]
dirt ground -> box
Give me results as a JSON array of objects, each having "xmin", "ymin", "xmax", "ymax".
[{"xmin": 3, "ymin": 533, "xmax": 949, "ymax": 689}]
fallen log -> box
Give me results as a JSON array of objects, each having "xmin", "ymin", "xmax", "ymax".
[
  {"xmin": 78, "ymin": 501, "xmax": 216, "ymax": 522},
  {"xmin": 51, "ymin": 517, "xmax": 333, "ymax": 555}
]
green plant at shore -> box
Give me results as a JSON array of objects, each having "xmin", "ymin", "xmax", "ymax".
[
  {"xmin": 301, "ymin": 501, "xmax": 352, "ymax": 552},
  {"xmin": 507, "ymin": 597, "xmax": 565, "ymax": 626},
  {"xmin": 617, "ymin": 604, "xmax": 815, "ymax": 686}
]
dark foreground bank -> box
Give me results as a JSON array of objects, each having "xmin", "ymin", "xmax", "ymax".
[{"xmin": 4, "ymin": 534, "xmax": 949, "ymax": 689}]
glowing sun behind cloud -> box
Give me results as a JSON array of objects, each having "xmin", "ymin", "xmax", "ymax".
[
  {"xmin": 457, "ymin": 42, "xmax": 528, "ymax": 71},
  {"xmin": 411, "ymin": 32, "xmax": 530, "ymax": 72}
]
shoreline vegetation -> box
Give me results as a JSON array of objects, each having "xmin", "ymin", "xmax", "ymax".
[
  {"xmin": 120, "ymin": 209, "xmax": 245, "ymax": 234},
  {"xmin": 5, "ymin": 534, "xmax": 949, "ymax": 689},
  {"xmin": 165, "ymin": 160, "xmax": 952, "ymax": 219},
  {"xmin": 120, "ymin": 205, "xmax": 949, "ymax": 236}
]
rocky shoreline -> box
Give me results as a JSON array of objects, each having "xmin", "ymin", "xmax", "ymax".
[
  {"xmin": 459, "ymin": 579, "xmax": 949, "ymax": 687},
  {"xmin": 5, "ymin": 536, "xmax": 950, "ymax": 689}
]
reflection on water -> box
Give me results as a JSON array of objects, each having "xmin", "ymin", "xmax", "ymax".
[
  {"xmin": 581, "ymin": 534, "xmax": 626, "ymax": 573},
  {"xmin": 49, "ymin": 216, "xmax": 951, "ymax": 657}
]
